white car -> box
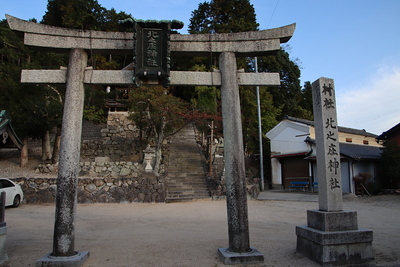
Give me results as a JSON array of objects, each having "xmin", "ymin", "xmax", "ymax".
[{"xmin": 0, "ymin": 178, "xmax": 24, "ymax": 207}]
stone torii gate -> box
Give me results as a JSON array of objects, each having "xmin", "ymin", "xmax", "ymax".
[{"xmin": 6, "ymin": 15, "xmax": 295, "ymax": 266}]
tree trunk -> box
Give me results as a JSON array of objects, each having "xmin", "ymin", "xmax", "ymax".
[
  {"xmin": 153, "ymin": 117, "xmax": 166, "ymax": 175},
  {"xmin": 42, "ymin": 131, "xmax": 52, "ymax": 161},
  {"xmin": 20, "ymin": 136, "xmax": 28, "ymax": 167},
  {"xmin": 137, "ymin": 125, "xmax": 144, "ymax": 163},
  {"xmin": 51, "ymin": 125, "xmax": 62, "ymax": 164}
]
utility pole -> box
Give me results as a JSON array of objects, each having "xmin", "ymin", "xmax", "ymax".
[
  {"xmin": 255, "ymin": 57, "xmax": 265, "ymax": 191},
  {"xmin": 209, "ymin": 120, "xmax": 214, "ymax": 176}
]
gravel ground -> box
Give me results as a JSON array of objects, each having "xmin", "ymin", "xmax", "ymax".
[
  {"xmin": 0, "ymin": 144, "xmax": 75, "ymax": 179},
  {"xmin": 1, "ymin": 146, "xmax": 400, "ymax": 267},
  {"xmin": 1, "ymin": 195, "xmax": 399, "ymax": 267}
]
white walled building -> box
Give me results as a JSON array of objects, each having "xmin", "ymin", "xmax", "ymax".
[{"xmin": 266, "ymin": 116, "xmax": 382, "ymax": 193}]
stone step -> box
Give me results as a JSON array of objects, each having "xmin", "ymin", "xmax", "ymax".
[
  {"xmin": 167, "ymin": 175, "xmax": 205, "ymax": 179},
  {"xmin": 167, "ymin": 189, "xmax": 209, "ymax": 194},
  {"xmin": 169, "ymin": 158, "xmax": 203, "ymax": 162},
  {"xmin": 168, "ymin": 170, "xmax": 205, "ymax": 174},
  {"xmin": 169, "ymin": 166, "xmax": 205, "ymax": 169},
  {"xmin": 168, "ymin": 162, "xmax": 204, "ymax": 166},
  {"xmin": 166, "ymin": 192, "xmax": 210, "ymax": 199},
  {"xmin": 166, "ymin": 178, "xmax": 206, "ymax": 183},
  {"xmin": 169, "ymin": 158, "xmax": 203, "ymax": 161},
  {"xmin": 165, "ymin": 123, "xmax": 210, "ymax": 202},
  {"xmin": 168, "ymin": 155, "xmax": 202, "ymax": 159},
  {"xmin": 166, "ymin": 184, "xmax": 208, "ymax": 190},
  {"xmin": 165, "ymin": 196, "xmax": 211, "ymax": 203},
  {"xmin": 165, "ymin": 181, "xmax": 207, "ymax": 188},
  {"xmin": 166, "ymin": 176, "xmax": 206, "ymax": 181},
  {"xmin": 168, "ymin": 172, "xmax": 205, "ymax": 176},
  {"xmin": 168, "ymin": 173, "xmax": 205, "ymax": 177}
]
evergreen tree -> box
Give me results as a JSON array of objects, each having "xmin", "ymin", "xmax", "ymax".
[
  {"xmin": 188, "ymin": 0, "xmax": 258, "ymax": 69},
  {"xmin": 188, "ymin": 0, "xmax": 284, "ymax": 154},
  {"xmin": 42, "ymin": 0, "xmax": 131, "ymax": 31},
  {"xmin": 41, "ymin": 0, "xmax": 134, "ymax": 126},
  {"xmin": 256, "ymin": 48, "xmax": 309, "ymax": 120},
  {"xmin": 189, "ymin": 1, "xmax": 313, "ymax": 124},
  {"xmin": 1, "ymin": 0, "xmax": 133, "ymax": 164},
  {"xmin": 43, "ymin": 0, "xmax": 102, "ymax": 30},
  {"xmin": 240, "ymin": 86, "xmax": 281, "ymax": 154},
  {"xmin": 299, "ymin": 81, "xmax": 313, "ymax": 119},
  {"xmin": 0, "ymin": 19, "xmax": 64, "ymax": 164},
  {"xmin": 189, "ymin": 0, "xmax": 259, "ymax": 33},
  {"xmin": 380, "ymin": 140, "xmax": 400, "ymax": 189}
]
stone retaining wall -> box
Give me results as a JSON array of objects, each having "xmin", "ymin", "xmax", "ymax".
[
  {"xmin": 11, "ymin": 175, "xmax": 166, "ymax": 204},
  {"xmin": 79, "ymin": 160, "xmax": 142, "ymax": 177},
  {"xmin": 104, "ymin": 112, "xmax": 139, "ymax": 140},
  {"xmin": 80, "ymin": 112, "xmax": 141, "ymax": 161},
  {"xmin": 80, "ymin": 139, "xmax": 140, "ymax": 162},
  {"xmin": 37, "ymin": 159, "xmax": 166, "ymax": 177}
]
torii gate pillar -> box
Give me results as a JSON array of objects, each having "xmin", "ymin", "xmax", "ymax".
[
  {"xmin": 218, "ymin": 52, "xmax": 264, "ymax": 264},
  {"xmin": 37, "ymin": 48, "xmax": 90, "ymax": 265}
]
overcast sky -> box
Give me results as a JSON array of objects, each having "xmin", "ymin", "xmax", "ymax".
[{"xmin": 3, "ymin": 0, "xmax": 400, "ymax": 135}]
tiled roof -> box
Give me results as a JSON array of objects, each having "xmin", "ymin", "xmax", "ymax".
[
  {"xmin": 340, "ymin": 142, "xmax": 382, "ymax": 160},
  {"xmin": 0, "ymin": 110, "xmax": 24, "ymax": 149},
  {"xmin": 0, "ymin": 110, "xmax": 11, "ymax": 130},
  {"xmin": 304, "ymin": 138, "xmax": 382, "ymax": 160},
  {"xmin": 376, "ymin": 123, "xmax": 400, "ymax": 141},
  {"xmin": 284, "ymin": 115, "xmax": 377, "ymax": 137}
]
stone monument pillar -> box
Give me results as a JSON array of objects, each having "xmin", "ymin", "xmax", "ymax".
[
  {"xmin": 296, "ymin": 77, "xmax": 373, "ymax": 266},
  {"xmin": 217, "ymin": 52, "xmax": 264, "ymax": 265}
]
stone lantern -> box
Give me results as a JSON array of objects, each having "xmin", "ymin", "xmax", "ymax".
[{"xmin": 143, "ymin": 145, "xmax": 155, "ymax": 172}]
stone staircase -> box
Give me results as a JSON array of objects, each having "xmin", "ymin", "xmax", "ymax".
[{"xmin": 165, "ymin": 124, "xmax": 210, "ymax": 203}]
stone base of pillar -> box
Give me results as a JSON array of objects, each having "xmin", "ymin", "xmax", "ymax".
[
  {"xmin": 218, "ymin": 247, "xmax": 264, "ymax": 265},
  {"xmin": 36, "ymin": 251, "xmax": 89, "ymax": 267},
  {"xmin": 0, "ymin": 226, "xmax": 9, "ymax": 264},
  {"xmin": 296, "ymin": 210, "xmax": 373, "ymax": 266}
]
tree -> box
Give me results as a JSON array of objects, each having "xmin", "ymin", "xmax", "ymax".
[
  {"xmin": 188, "ymin": 0, "xmax": 286, "ymax": 154},
  {"xmin": 42, "ymin": 0, "xmax": 104, "ymax": 30},
  {"xmin": 256, "ymin": 49, "xmax": 311, "ymax": 121},
  {"xmin": 379, "ymin": 140, "xmax": 400, "ymax": 189},
  {"xmin": 42, "ymin": 0, "xmax": 133, "ymax": 124},
  {"xmin": 240, "ymin": 86, "xmax": 281, "ymax": 154},
  {"xmin": 189, "ymin": 0, "xmax": 259, "ymax": 34},
  {"xmin": 128, "ymin": 86, "xmax": 190, "ymax": 175},
  {"xmin": 299, "ymin": 81, "xmax": 314, "ymax": 120},
  {"xmin": 188, "ymin": 0, "xmax": 258, "ymax": 69},
  {"xmin": 189, "ymin": 1, "xmax": 313, "ymax": 122},
  {"xmin": 0, "ymin": 19, "xmax": 65, "ymax": 165}
]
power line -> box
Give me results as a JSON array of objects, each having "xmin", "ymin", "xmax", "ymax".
[
  {"xmin": 340, "ymin": 103, "xmax": 400, "ymax": 126},
  {"xmin": 340, "ymin": 108, "xmax": 400, "ymax": 134},
  {"xmin": 266, "ymin": 0, "xmax": 280, "ymax": 29}
]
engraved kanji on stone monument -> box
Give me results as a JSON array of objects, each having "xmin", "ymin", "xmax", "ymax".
[
  {"xmin": 134, "ymin": 21, "xmax": 172, "ymax": 87},
  {"xmin": 122, "ymin": 19, "xmax": 183, "ymax": 88},
  {"xmin": 312, "ymin": 78, "xmax": 343, "ymax": 211}
]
